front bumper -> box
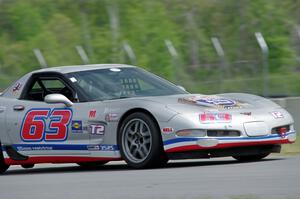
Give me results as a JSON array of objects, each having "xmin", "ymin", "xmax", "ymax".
[{"xmin": 163, "ymin": 131, "xmax": 296, "ymax": 153}]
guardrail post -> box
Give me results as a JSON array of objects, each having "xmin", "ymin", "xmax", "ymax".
[
  {"xmin": 33, "ymin": 48, "xmax": 47, "ymax": 68},
  {"xmin": 165, "ymin": 39, "xmax": 179, "ymax": 83},
  {"xmin": 76, "ymin": 45, "xmax": 90, "ymax": 65},
  {"xmin": 255, "ymin": 32, "xmax": 269, "ymax": 97}
]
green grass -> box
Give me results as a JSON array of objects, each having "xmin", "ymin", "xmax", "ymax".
[{"xmin": 282, "ymin": 137, "xmax": 300, "ymax": 155}]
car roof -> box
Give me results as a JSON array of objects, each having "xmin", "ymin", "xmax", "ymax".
[
  {"xmin": 0, "ymin": 64, "xmax": 136, "ymax": 99},
  {"xmin": 31, "ymin": 64, "xmax": 135, "ymax": 74}
]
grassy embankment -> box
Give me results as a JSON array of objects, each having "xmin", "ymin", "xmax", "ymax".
[{"xmin": 282, "ymin": 137, "xmax": 300, "ymax": 155}]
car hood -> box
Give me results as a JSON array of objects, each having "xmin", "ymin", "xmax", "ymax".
[{"xmin": 143, "ymin": 93, "xmax": 281, "ymax": 114}]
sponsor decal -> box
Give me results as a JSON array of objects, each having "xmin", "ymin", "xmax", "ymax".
[
  {"xmin": 200, "ymin": 112, "xmax": 232, "ymax": 123},
  {"xmin": 20, "ymin": 108, "xmax": 72, "ymax": 142},
  {"xmin": 178, "ymin": 95, "xmax": 245, "ymax": 109},
  {"xmin": 271, "ymin": 111, "xmax": 284, "ymax": 119},
  {"xmin": 71, "ymin": 121, "xmax": 83, "ymax": 133},
  {"xmin": 105, "ymin": 113, "xmax": 119, "ymax": 122},
  {"xmin": 13, "ymin": 82, "xmax": 22, "ymax": 92},
  {"xmin": 109, "ymin": 68, "xmax": 121, "ymax": 72},
  {"xmin": 89, "ymin": 109, "xmax": 97, "ymax": 118},
  {"xmin": 69, "ymin": 77, "xmax": 77, "ymax": 83},
  {"xmin": 16, "ymin": 146, "xmax": 53, "ymax": 151},
  {"xmin": 240, "ymin": 112, "xmax": 252, "ymax": 116},
  {"xmin": 90, "ymin": 124, "xmax": 105, "ymax": 135},
  {"xmin": 162, "ymin": 127, "xmax": 174, "ymax": 134},
  {"xmin": 87, "ymin": 144, "xmax": 118, "ymax": 151},
  {"xmin": 224, "ymin": 124, "xmax": 233, "ymax": 129}
]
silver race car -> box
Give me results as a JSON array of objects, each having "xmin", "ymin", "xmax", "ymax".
[{"xmin": 0, "ymin": 64, "xmax": 296, "ymax": 173}]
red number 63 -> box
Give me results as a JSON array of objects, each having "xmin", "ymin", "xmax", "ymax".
[{"xmin": 20, "ymin": 108, "xmax": 72, "ymax": 142}]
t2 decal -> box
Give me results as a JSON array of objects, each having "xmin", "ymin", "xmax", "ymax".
[{"xmin": 20, "ymin": 108, "xmax": 72, "ymax": 142}]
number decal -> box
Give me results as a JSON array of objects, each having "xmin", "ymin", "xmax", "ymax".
[
  {"xmin": 46, "ymin": 109, "xmax": 72, "ymax": 141},
  {"xmin": 21, "ymin": 110, "xmax": 49, "ymax": 141},
  {"xmin": 20, "ymin": 108, "xmax": 73, "ymax": 142}
]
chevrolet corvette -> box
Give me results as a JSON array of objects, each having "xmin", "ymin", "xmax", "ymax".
[{"xmin": 0, "ymin": 64, "xmax": 296, "ymax": 173}]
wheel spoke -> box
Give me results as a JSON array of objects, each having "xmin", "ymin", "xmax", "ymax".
[
  {"xmin": 134, "ymin": 121, "xmax": 139, "ymax": 133},
  {"xmin": 129, "ymin": 143, "xmax": 137, "ymax": 152},
  {"xmin": 141, "ymin": 144, "xmax": 149, "ymax": 154},
  {"xmin": 137, "ymin": 148, "xmax": 146, "ymax": 158},
  {"xmin": 128, "ymin": 129, "xmax": 135, "ymax": 136},
  {"xmin": 143, "ymin": 137, "xmax": 151, "ymax": 144},
  {"xmin": 132, "ymin": 147, "xmax": 139, "ymax": 157},
  {"xmin": 139, "ymin": 122, "xmax": 144, "ymax": 133},
  {"xmin": 127, "ymin": 135, "xmax": 135, "ymax": 143},
  {"xmin": 140, "ymin": 129, "xmax": 149, "ymax": 137}
]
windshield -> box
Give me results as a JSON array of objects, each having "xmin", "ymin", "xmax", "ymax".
[{"xmin": 67, "ymin": 67, "xmax": 188, "ymax": 101}]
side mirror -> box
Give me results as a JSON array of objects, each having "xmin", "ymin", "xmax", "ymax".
[
  {"xmin": 177, "ymin": 85, "xmax": 186, "ymax": 91},
  {"xmin": 44, "ymin": 94, "xmax": 73, "ymax": 107}
]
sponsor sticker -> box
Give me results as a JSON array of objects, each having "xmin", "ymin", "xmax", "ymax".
[
  {"xmin": 240, "ymin": 112, "xmax": 252, "ymax": 116},
  {"xmin": 271, "ymin": 111, "xmax": 284, "ymax": 119},
  {"xmin": 200, "ymin": 112, "xmax": 232, "ymax": 123},
  {"xmin": 16, "ymin": 146, "xmax": 53, "ymax": 151},
  {"xmin": 90, "ymin": 124, "xmax": 105, "ymax": 135},
  {"xmin": 87, "ymin": 144, "xmax": 118, "ymax": 151},
  {"xmin": 109, "ymin": 68, "xmax": 121, "ymax": 72},
  {"xmin": 69, "ymin": 77, "xmax": 77, "ymax": 83},
  {"xmin": 72, "ymin": 121, "xmax": 83, "ymax": 133},
  {"xmin": 13, "ymin": 82, "xmax": 22, "ymax": 92},
  {"xmin": 178, "ymin": 95, "xmax": 244, "ymax": 109},
  {"xmin": 105, "ymin": 113, "xmax": 119, "ymax": 122},
  {"xmin": 89, "ymin": 109, "xmax": 97, "ymax": 118},
  {"xmin": 162, "ymin": 127, "xmax": 174, "ymax": 134}
]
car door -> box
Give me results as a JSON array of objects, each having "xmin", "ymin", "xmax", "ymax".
[{"xmin": 5, "ymin": 73, "xmax": 92, "ymax": 156}]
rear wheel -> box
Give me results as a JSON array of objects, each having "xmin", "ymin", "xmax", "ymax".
[
  {"xmin": 77, "ymin": 161, "xmax": 108, "ymax": 167},
  {"xmin": 232, "ymin": 153, "xmax": 270, "ymax": 162},
  {"xmin": 118, "ymin": 112, "xmax": 168, "ymax": 169},
  {"xmin": 0, "ymin": 144, "xmax": 9, "ymax": 174}
]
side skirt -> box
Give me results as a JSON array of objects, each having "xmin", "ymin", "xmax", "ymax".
[{"xmin": 5, "ymin": 156, "xmax": 122, "ymax": 165}]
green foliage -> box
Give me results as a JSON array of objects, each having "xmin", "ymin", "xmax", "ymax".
[{"xmin": 0, "ymin": 0, "xmax": 300, "ymax": 95}]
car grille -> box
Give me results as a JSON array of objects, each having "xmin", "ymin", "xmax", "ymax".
[{"xmin": 207, "ymin": 130, "xmax": 241, "ymax": 137}]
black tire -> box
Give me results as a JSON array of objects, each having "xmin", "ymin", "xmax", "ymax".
[
  {"xmin": 77, "ymin": 161, "xmax": 108, "ymax": 167},
  {"xmin": 118, "ymin": 112, "xmax": 168, "ymax": 169},
  {"xmin": 0, "ymin": 144, "xmax": 9, "ymax": 174},
  {"xmin": 232, "ymin": 153, "xmax": 270, "ymax": 162},
  {"xmin": 21, "ymin": 164, "xmax": 34, "ymax": 169}
]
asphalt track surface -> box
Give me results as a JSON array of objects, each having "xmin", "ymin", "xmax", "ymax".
[{"xmin": 1, "ymin": 156, "xmax": 300, "ymax": 199}]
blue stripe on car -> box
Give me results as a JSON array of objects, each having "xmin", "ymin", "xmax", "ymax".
[
  {"xmin": 163, "ymin": 131, "xmax": 296, "ymax": 146},
  {"xmin": 1, "ymin": 144, "xmax": 119, "ymax": 151}
]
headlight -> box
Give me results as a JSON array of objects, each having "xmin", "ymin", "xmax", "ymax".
[
  {"xmin": 176, "ymin": 129, "xmax": 206, "ymax": 137},
  {"xmin": 176, "ymin": 129, "xmax": 241, "ymax": 137}
]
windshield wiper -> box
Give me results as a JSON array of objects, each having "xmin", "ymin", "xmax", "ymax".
[{"xmin": 108, "ymin": 96, "xmax": 131, "ymax": 100}]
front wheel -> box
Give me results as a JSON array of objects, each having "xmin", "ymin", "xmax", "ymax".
[
  {"xmin": 232, "ymin": 153, "xmax": 270, "ymax": 162},
  {"xmin": 118, "ymin": 112, "xmax": 167, "ymax": 169}
]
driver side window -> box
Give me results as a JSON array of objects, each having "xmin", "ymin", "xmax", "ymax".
[{"xmin": 24, "ymin": 77, "xmax": 75, "ymax": 102}]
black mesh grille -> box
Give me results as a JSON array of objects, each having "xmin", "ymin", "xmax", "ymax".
[{"xmin": 207, "ymin": 130, "xmax": 241, "ymax": 137}]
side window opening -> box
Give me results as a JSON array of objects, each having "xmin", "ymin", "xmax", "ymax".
[{"xmin": 25, "ymin": 77, "xmax": 76, "ymax": 102}]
